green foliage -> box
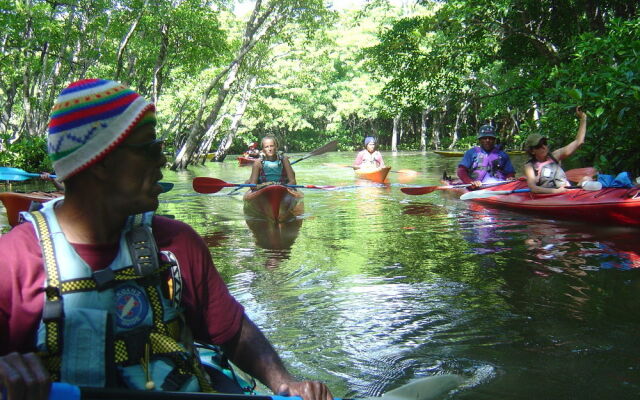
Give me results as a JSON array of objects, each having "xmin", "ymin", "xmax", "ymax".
[
  {"xmin": 0, "ymin": 134, "xmax": 51, "ymax": 172},
  {"xmin": 548, "ymin": 18, "xmax": 640, "ymax": 176}
]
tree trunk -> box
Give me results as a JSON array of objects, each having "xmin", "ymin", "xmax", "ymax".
[
  {"xmin": 420, "ymin": 109, "xmax": 428, "ymax": 152},
  {"xmin": 449, "ymin": 100, "xmax": 470, "ymax": 149},
  {"xmin": 115, "ymin": 1, "xmax": 148, "ymax": 81},
  {"xmin": 213, "ymin": 75, "xmax": 257, "ymax": 162},
  {"xmin": 391, "ymin": 115, "xmax": 400, "ymax": 152},
  {"xmin": 170, "ymin": 0, "xmax": 278, "ymax": 170}
]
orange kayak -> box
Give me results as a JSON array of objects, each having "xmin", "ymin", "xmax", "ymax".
[
  {"xmin": 0, "ymin": 191, "xmax": 63, "ymax": 227},
  {"xmin": 355, "ymin": 166, "xmax": 391, "ymax": 183},
  {"xmin": 237, "ymin": 156, "xmax": 258, "ymax": 166},
  {"xmin": 243, "ymin": 185, "xmax": 304, "ymax": 223}
]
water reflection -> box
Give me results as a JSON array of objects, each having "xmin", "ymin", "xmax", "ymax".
[
  {"xmin": 128, "ymin": 153, "xmax": 640, "ymax": 398},
  {"xmin": 245, "ymin": 217, "xmax": 303, "ymax": 268}
]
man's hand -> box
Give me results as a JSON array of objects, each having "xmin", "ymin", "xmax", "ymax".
[
  {"xmin": 0, "ymin": 352, "xmax": 50, "ymax": 400},
  {"xmin": 470, "ymin": 180, "xmax": 483, "ymax": 189},
  {"xmin": 277, "ymin": 380, "xmax": 333, "ymax": 400}
]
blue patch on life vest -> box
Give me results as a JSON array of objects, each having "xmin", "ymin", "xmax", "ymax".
[{"xmin": 114, "ymin": 284, "xmax": 149, "ymax": 329}]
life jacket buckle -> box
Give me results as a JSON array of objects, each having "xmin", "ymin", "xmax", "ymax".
[
  {"xmin": 126, "ymin": 225, "xmax": 160, "ymax": 277},
  {"xmin": 93, "ymin": 268, "xmax": 115, "ymax": 290},
  {"xmin": 42, "ymin": 298, "xmax": 63, "ymax": 322}
]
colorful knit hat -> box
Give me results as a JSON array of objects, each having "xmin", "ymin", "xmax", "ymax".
[{"xmin": 48, "ymin": 79, "xmax": 155, "ymax": 180}]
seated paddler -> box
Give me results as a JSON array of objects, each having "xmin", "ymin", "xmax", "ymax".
[
  {"xmin": 523, "ymin": 106, "xmax": 588, "ymax": 194},
  {"xmin": 0, "ymin": 79, "xmax": 331, "ymax": 400},
  {"xmin": 457, "ymin": 124, "xmax": 516, "ymax": 189},
  {"xmin": 247, "ymin": 135, "xmax": 296, "ymax": 188},
  {"xmin": 353, "ymin": 136, "xmax": 385, "ymax": 170}
]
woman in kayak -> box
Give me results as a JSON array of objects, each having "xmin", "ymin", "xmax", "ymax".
[
  {"xmin": 523, "ymin": 106, "xmax": 588, "ymax": 194},
  {"xmin": 247, "ymin": 135, "xmax": 296, "ymax": 186},
  {"xmin": 353, "ymin": 136, "xmax": 385, "ymax": 170}
]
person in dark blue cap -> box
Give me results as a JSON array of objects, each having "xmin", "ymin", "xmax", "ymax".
[
  {"xmin": 353, "ymin": 136, "xmax": 385, "ymax": 170},
  {"xmin": 457, "ymin": 124, "xmax": 515, "ymax": 189}
]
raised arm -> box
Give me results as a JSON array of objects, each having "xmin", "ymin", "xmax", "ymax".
[
  {"xmin": 221, "ymin": 315, "xmax": 332, "ymax": 400},
  {"xmin": 552, "ymin": 106, "xmax": 587, "ymax": 161}
]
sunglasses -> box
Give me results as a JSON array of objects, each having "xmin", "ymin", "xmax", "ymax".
[
  {"xmin": 533, "ymin": 140, "xmax": 547, "ymax": 150},
  {"xmin": 120, "ymin": 138, "xmax": 165, "ymax": 159}
]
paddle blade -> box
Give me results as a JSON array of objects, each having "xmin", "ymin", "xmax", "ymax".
[
  {"xmin": 310, "ymin": 140, "xmax": 338, "ymax": 156},
  {"xmin": 375, "ymin": 374, "xmax": 465, "ymax": 400},
  {"xmin": 401, "ymin": 186, "xmax": 439, "ymax": 195},
  {"xmin": 565, "ymin": 167, "xmax": 597, "ymax": 183},
  {"xmin": 193, "ymin": 177, "xmax": 232, "ymax": 194},
  {"xmin": 0, "ymin": 173, "xmax": 33, "ymax": 181},
  {"xmin": 159, "ymin": 182, "xmax": 174, "ymax": 193}
]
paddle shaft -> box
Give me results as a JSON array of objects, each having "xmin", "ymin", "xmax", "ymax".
[{"xmin": 49, "ymin": 383, "xmax": 345, "ymax": 400}]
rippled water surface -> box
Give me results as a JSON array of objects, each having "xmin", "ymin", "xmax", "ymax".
[{"xmin": 5, "ymin": 151, "xmax": 639, "ymax": 399}]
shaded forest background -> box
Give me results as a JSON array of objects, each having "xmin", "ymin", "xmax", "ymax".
[{"xmin": 1, "ymin": 0, "xmax": 639, "ymax": 176}]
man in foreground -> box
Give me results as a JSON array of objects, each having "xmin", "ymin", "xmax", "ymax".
[{"xmin": 0, "ymin": 79, "xmax": 332, "ymax": 400}]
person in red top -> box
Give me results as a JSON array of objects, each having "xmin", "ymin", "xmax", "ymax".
[{"xmin": 0, "ymin": 79, "xmax": 332, "ymax": 400}]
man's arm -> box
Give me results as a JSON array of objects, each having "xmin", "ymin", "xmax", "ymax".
[{"xmin": 221, "ymin": 315, "xmax": 332, "ymax": 400}]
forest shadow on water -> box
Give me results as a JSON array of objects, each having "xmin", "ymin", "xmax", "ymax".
[{"xmin": 2, "ymin": 151, "xmax": 638, "ymax": 399}]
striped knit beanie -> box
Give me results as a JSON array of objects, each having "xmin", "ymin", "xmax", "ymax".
[{"xmin": 48, "ymin": 79, "xmax": 155, "ymax": 180}]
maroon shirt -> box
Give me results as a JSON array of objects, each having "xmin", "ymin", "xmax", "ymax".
[{"xmin": 0, "ymin": 216, "xmax": 244, "ymax": 355}]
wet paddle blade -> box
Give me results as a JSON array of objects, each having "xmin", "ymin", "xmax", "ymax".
[
  {"xmin": 395, "ymin": 169, "xmax": 418, "ymax": 175},
  {"xmin": 401, "ymin": 186, "xmax": 440, "ymax": 195},
  {"xmin": 374, "ymin": 374, "xmax": 465, "ymax": 400},
  {"xmin": 192, "ymin": 177, "xmax": 233, "ymax": 194}
]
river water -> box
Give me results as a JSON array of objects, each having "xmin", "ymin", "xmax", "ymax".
[{"xmin": 3, "ymin": 151, "xmax": 639, "ymax": 398}]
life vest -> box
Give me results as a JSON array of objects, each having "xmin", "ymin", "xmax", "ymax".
[
  {"xmin": 526, "ymin": 154, "xmax": 568, "ymax": 188},
  {"xmin": 357, "ymin": 150, "xmax": 382, "ymax": 169},
  {"xmin": 471, "ymin": 146, "xmax": 507, "ymax": 182},
  {"xmin": 21, "ymin": 198, "xmax": 212, "ymax": 392},
  {"xmin": 258, "ymin": 154, "xmax": 287, "ymax": 184}
]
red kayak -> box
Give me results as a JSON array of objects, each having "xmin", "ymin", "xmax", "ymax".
[
  {"xmin": 355, "ymin": 166, "xmax": 391, "ymax": 183},
  {"xmin": 237, "ymin": 156, "xmax": 258, "ymax": 166},
  {"xmin": 243, "ymin": 185, "xmax": 304, "ymax": 223},
  {"xmin": 460, "ymin": 180, "xmax": 640, "ymax": 227},
  {"xmin": 0, "ymin": 191, "xmax": 63, "ymax": 227}
]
